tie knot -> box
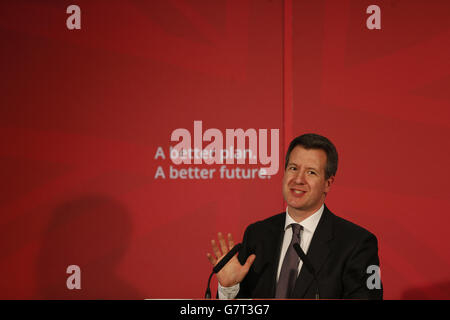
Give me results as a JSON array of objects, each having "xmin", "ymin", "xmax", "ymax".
[{"xmin": 291, "ymin": 223, "xmax": 302, "ymax": 236}]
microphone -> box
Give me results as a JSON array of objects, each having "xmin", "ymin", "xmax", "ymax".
[
  {"xmin": 293, "ymin": 243, "xmax": 320, "ymax": 299},
  {"xmin": 205, "ymin": 243, "xmax": 242, "ymax": 299},
  {"xmin": 213, "ymin": 243, "xmax": 242, "ymax": 274}
]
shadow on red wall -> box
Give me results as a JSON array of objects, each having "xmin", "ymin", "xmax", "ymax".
[
  {"xmin": 36, "ymin": 195, "xmax": 142, "ymax": 299},
  {"xmin": 402, "ymin": 282, "xmax": 450, "ymax": 300}
]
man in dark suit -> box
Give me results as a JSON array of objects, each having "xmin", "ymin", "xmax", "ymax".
[{"xmin": 207, "ymin": 133, "xmax": 382, "ymax": 299}]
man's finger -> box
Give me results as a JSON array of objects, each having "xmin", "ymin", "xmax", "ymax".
[
  {"xmin": 242, "ymin": 254, "xmax": 256, "ymax": 272},
  {"xmin": 211, "ymin": 239, "xmax": 222, "ymax": 259},
  {"xmin": 227, "ymin": 233, "xmax": 235, "ymax": 249},
  {"xmin": 206, "ymin": 252, "xmax": 217, "ymax": 266},
  {"xmin": 217, "ymin": 232, "xmax": 229, "ymax": 255}
]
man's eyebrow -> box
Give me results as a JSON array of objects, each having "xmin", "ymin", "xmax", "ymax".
[
  {"xmin": 287, "ymin": 164, "xmax": 320, "ymax": 172},
  {"xmin": 286, "ymin": 163, "xmax": 321, "ymax": 172}
]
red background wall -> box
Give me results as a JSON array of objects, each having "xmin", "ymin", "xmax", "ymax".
[{"xmin": 0, "ymin": 0, "xmax": 449, "ymax": 299}]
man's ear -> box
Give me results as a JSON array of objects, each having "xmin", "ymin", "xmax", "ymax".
[{"xmin": 324, "ymin": 175, "xmax": 335, "ymax": 193}]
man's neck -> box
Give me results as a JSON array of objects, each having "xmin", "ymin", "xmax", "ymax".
[{"xmin": 287, "ymin": 204, "xmax": 323, "ymax": 223}]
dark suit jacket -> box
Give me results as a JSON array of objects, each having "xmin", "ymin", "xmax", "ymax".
[{"xmin": 236, "ymin": 205, "xmax": 383, "ymax": 299}]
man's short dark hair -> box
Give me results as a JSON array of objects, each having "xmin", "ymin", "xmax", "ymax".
[{"xmin": 285, "ymin": 133, "xmax": 338, "ymax": 179}]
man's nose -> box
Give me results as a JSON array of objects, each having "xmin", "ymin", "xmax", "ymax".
[{"xmin": 294, "ymin": 171, "xmax": 306, "ymax": 184}]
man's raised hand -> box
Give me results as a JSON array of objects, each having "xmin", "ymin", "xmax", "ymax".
[{"xmin": 206, "ymin": 232, "xmax": 256, "ymax": 287}]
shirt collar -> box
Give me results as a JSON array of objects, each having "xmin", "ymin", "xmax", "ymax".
[{"xmin": 285, "ymin": 204, "xmax": 324, "ymax": 234}]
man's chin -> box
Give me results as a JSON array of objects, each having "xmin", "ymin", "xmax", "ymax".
[{"xmin": 286, "ymin": 202, "xmax": 307, "ymax": 212}]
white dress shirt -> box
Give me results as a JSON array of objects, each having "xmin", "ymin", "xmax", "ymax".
[{"xmin": 218, "ymin": 205, "xmax": 324, "ymax": 299}]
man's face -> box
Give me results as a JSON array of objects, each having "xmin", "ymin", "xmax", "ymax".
[{"xmin": 282, "ymin": 146, "xmax": 334, "ymax": 216}]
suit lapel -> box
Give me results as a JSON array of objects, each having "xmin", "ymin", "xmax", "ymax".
[
  {"xmin": 269, "ymin": 216, "xmax": 286, "ymax": 297},
  {"xmin": 291, "ymin": 205, "xmax": 334, "ymax": 298}
]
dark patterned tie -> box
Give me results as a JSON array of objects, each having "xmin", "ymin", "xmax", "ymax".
[{"xmin": 275, "ymin": 223, "xmax": 302, "ymax": 298}]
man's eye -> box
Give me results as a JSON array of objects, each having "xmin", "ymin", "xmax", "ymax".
[
  {"xmin": 289, "ymin": 167, "xmax": 296, "ymax": 170},
  {"xmin": 308, "ymin": 171, "xmax": 316, "ymax": 175}
]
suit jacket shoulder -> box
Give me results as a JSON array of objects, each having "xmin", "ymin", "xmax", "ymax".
[
  {"xmin": 245, "ymin": 212, "xmax": 285, "ymax": 235},
  {"xmin": 239, "ymin": 212, "xmax": 285, "ymax": 263},
  {"xmin": 330, "ymin": 211, "xmax": 377, "ymax": 240},
  {"xmin": 328, "ymin": 211, "xmax": 379, "ymax": 259}
]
